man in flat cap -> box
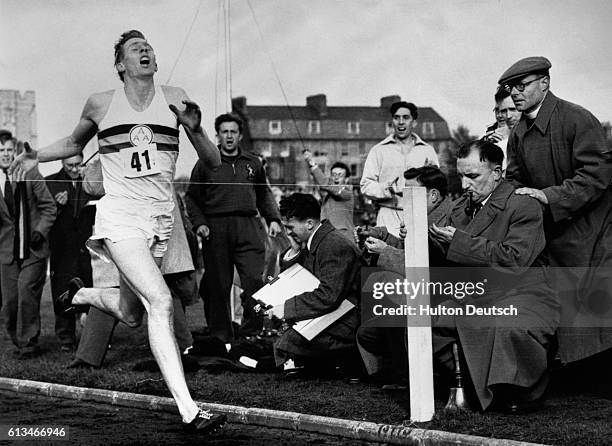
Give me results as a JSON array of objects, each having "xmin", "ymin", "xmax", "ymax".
[{"xmin": 500, "ymin": 56, "xmax": 612, "ymax": 364}]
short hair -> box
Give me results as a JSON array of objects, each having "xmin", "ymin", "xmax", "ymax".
[
  {"xmin": 457, "ymin": 139, "xmax": 504, "ymax": 167},
  {"xmin": 279, "ymin": 193, "xmax": 321, "ymax": 221},
  {"xmin": 390, "ymin": 101, "xmax": 418, "ymax": 120},
  {"xmin": 404, "ymin": 166, "xmax": 448, "ymax": 197},
  {"xmin": 214, "ymin": 113, "xmax": 244, "ymax": 133},
  {"xmin": 114, "ymin": 30, "xmax": 146, "ymax": 82},
  {"xmin": 330, "ymin": 161, "xmax": 350, "ymax": 177},
  {"xmin": 0, "ymin": 129, "xmax": 13, "ymax": 144},
  {"xmin": 494, "ymin": 85, "xmax": 511, "ymax": 102}
]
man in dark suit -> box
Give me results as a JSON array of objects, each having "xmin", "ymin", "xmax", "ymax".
[
  {"xmin": 45, "ymin": 152, "xmax": 96, "ymax": 352},
  {"xmin": 429, "ymin": 140, "xmax": 559, "ymax": 413},
  {"xmin": 0, "ymin": 132, "xmax": 56, "ymax": 359},
  {"xmin": 265, "ymin": 193, "xmax": 361, "ymax": 371},
  {"xmin": 500, "ymin": 56, "xmax": 612, "ymax": 363}
]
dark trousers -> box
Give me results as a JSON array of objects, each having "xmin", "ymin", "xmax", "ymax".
[
  {"xmin": 201, "ymin": 215, "xmax": 265, "ymax": 342},
  {"xmin": 50, "ymin": 245, "xmax": 92, "ymax": 346},
  {"xmin": 1, "ymin": 258, "xmax": 47, "ymax": 349},
  {"xmin": 75, "ymin": 286, "xmax": 195, "ymax": 367}
]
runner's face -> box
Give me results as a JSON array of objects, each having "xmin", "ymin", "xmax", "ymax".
[
  {"xmin": 117, "ymin": 38, "xmax": 157, "ymax": 80},
  {"xmin": 0, "ymin": 140, "xmax": 15, "ymax": 170},
  {"xmin": 217, "ymin": 121, "xmax": 242, "ymax": 154}
]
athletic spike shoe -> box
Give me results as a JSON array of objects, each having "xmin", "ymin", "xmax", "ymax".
[
  {"xmin": 58, "ymin": 277, "xmax": 87, "ymax": 314},
  {"xmin": 186, "ymin": 409, "xmax": 227, "ymax": 434}
]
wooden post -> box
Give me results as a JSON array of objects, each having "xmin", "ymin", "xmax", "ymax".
[{"xmin": 402, "ymin": 186, "xmax": 435, "ymax": 422}]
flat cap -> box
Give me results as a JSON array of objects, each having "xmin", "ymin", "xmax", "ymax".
[{"xmin": 498, "ymin": 56, "xmax": 551, "ymax": 85}]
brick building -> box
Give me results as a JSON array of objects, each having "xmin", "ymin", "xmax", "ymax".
[
  {"xmin": 232, "ymin": 94, "xmax": 456, "ymax": 190},
  {"xmin": 0, "ymin": 90, "xmax": 37, "ymax": 147}
]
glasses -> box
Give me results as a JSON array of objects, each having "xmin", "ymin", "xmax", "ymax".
[{"xmin": 503, "ymin": 76, "xmax": 545, "ymax": 93}]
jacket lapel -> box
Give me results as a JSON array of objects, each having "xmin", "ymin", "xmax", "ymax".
[{"xmin": 465, "ymin": 182, "xmax": 513, "ymax": 236}]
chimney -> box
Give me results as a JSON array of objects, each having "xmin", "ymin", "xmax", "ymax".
[
  {"xmin": 306, "ymin": 94, "xmax": 327, "ymax": 117},
  {"xmin": 380, "ymin": 95, "xmax": 401, "ymax": 111},
  {"xmin": 232, "ymin": 96, "xmax": 247, "ymax": 115}
]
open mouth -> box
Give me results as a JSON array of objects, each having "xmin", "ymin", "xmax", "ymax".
[{"xmin": 140, "ymin": 57, "xmax": 151, "ymax": 67}]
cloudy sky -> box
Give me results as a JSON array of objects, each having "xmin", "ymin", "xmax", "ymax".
[{"xmin": 1, "ymin": 0, "xmax": 611, "ymax": 176}]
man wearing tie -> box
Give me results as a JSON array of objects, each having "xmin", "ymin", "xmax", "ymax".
[
  {"xmin": 0, "ymin": 130, "xmax": 56, "ymax": 359},
  {"xmin": 45, "ymin": 152, "xmax": 96, "ymax": 352}
]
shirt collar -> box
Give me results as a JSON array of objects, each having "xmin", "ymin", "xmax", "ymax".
[
  {"xmin": 525, "ymin": 91, "xmax": 548, "ymax": 120},
  {"xmin": 380, "ymin": 132, "xmax": 427, "ymax": 147},
  {"xmin": 307, "ymin": 222, "xmax": 322, "ymax": 250}
]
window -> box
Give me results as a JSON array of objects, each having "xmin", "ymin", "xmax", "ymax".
[
  {"xmin": 308, "ymin": 120, "xmax": 321, "ymax": 134},
  {"xmin": 422, "ymin": 122, "xmax": 435, "ymax": 138},
  {"xmin": 260, "ymin": 143, "xmax": 272, "ymax": 157},
  {"xmin": 347, "ymin": 121, "xmax": 360, "ymax": 135},
  {"xmin": 341, "ymin": 143, "xmax": 349, "ymax": 157},
  {"xmin": 350, "ymin": 164, "xmax": 358, "ymax": 177},
  {"xmin": 385, "ymin": 122, "xmax": 394, "ymax": 135},
  {"xmin": 280, "ymin": 144, "xmax": 290, "ymax": 158},
  {"xmin": 269, "ymin": 120, "xmax": 282, "ymax": 135}
]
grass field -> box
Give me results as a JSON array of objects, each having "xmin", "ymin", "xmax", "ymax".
[{"xmin": 1, "ymin": 278, "xmax": 611, "ymax": 445}]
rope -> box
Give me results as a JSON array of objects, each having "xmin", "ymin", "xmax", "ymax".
[
  {"xmin": 165, "ymin": 0, "xmax": 204, "ymax": 84},
  {"xmin": 245, "ymin": 0, "xmax": 308, "ymax": 153}
]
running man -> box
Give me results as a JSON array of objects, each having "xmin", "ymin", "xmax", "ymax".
[{"xmin": 10, "ymin": 30, "xmax": 226, "ymax": 432}]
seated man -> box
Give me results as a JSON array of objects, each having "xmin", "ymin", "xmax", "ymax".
[
  {"xmin": 265, "ymin": 193, "xmax": 361, "ymax": 373},
  {"xmin": 429, "ymin": 140, "xmax": 560, "ymax": 413},
  {"xmin": 356, "ymin": 165, "xmax": 452, "ymax": 384}
]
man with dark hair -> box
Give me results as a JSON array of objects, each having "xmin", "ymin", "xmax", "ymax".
[
  {"xmin": 265, "ymin": 193, "xmax": 361, "ymax": 372},
  {"xmin": 1, "ymin": 133, "xmax": 56, "ymax": 359},
  {"xmin": 10, "ymin": 30, "xmax": 225, "ymax": 431},
  {"xmin": 302, "ymin": 150, "xmax": 354, "ymax": 239},
  {"xmin": 500, "ymin": 56, "xmax": 612, "ymax": 364},
  {"xmin": 482, "ymin": 87, "xmax": 521, "ymax": 171},
  {"xmin": 361, "ymin": 100, "xmax": 439, "ymax": 236},
  {"xmin": 186, "ymin": 112, "xmax": 281, "ymax": 342},
  {"xmin": 427, "ymin": 139, "xmax": 559, "ymax": 413},
  {"xmin": 45, "ymin": 152, "xmax": 96, "ymax": 352}
]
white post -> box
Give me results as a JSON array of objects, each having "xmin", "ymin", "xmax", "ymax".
[{"xmin": 402, "ymin": 186, "xmax": 435, "ymax": 422}]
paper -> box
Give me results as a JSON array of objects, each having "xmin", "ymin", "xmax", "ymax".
[
  {"xmin": 253, "ymin": 263, "xmax": 355, "ymax": 340},
  {"xmin": 253, "ymin": 263, "xmax": 320, "ymax": 308}
]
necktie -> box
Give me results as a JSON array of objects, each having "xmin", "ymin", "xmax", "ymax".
[
  {"xmin": 3, "ymin": 172, "xmax": 15, "ymax": 217},
  {"xmin": 471, "ymin": 202, "xmax": 482, "ymax": 219}
]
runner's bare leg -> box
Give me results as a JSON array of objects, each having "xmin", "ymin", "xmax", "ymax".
[{"xmin": 74, "ymin": 237, "xmax": 199, "ymax": 423}]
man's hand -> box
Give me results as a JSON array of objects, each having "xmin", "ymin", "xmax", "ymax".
[
  {"xmin": 8, "ymin": 142, "xmax": 38, "ymax": 180},
  {"xmin": 265, "ymin": 304, "xmax": 285, "ymax": 320},
  {"xmin": 196, "ymin": 224, "xmax": 210, "ymax": 240},
  {"xmin": 515, "ymin": 187, "xmax": 548, "ymax": 204},
  {"xmin": 364, "ymin": 236, "xmax": 387, "ymax": 254},
  {"xmin": 169, "ymin": 100, "xmax": 202, "ymax": 133},
  {"xmin": 303, "ymin": 150, "xmax": 313, "ymax": 163},
  {"xmin": 429, "ymin": 223, "xmax": 456, "ymax": 244},
  {"xmin": 385, "ymin": 177, "xmax": 400, "ymax": 196},
  {"xmin": 30, "ymin": 230, "xmax": 45, "ymax": 250},
  {"xmin": 54, "ymin": 191, "xmax": 68, "ymax": 206},
  {"xmin": 398, "ymin": 222, "xmax": 407, "ymax": 241},
  {"xmin": 268, "ymin": 221, "xmax": 281, "ymax": 237}
]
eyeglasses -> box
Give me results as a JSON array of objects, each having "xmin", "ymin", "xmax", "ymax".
[{"xmin": 502, "ymin": 76, "xmax": 545, "ymax": 93}]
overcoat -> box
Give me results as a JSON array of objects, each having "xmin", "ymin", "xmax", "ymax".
[
  {"xmin": 433, "ymin": 181, "xmax": 560, "ymax": 410},
  {"xmin": 506, "ymin": 91, "xmax": 612, "ymax": 362}
]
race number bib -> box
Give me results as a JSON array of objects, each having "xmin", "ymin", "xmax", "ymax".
[{"xmin": 121, "ymin": 143, "xmax": 161, "ymax": 178}]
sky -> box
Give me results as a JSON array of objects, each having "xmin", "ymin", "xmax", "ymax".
[{"xmin": 1, "ymin": 0, "xmax": 611, "ymax": 177}]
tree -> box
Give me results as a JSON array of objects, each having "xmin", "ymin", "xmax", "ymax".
[{"xmin": 452, "ymin": 125, "xmax": 477, "ymax": 146}]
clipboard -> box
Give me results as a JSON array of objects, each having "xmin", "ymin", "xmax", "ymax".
[{"xmin": 253, "ymin": 263, "xmax": 355, "ymax": 340}]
